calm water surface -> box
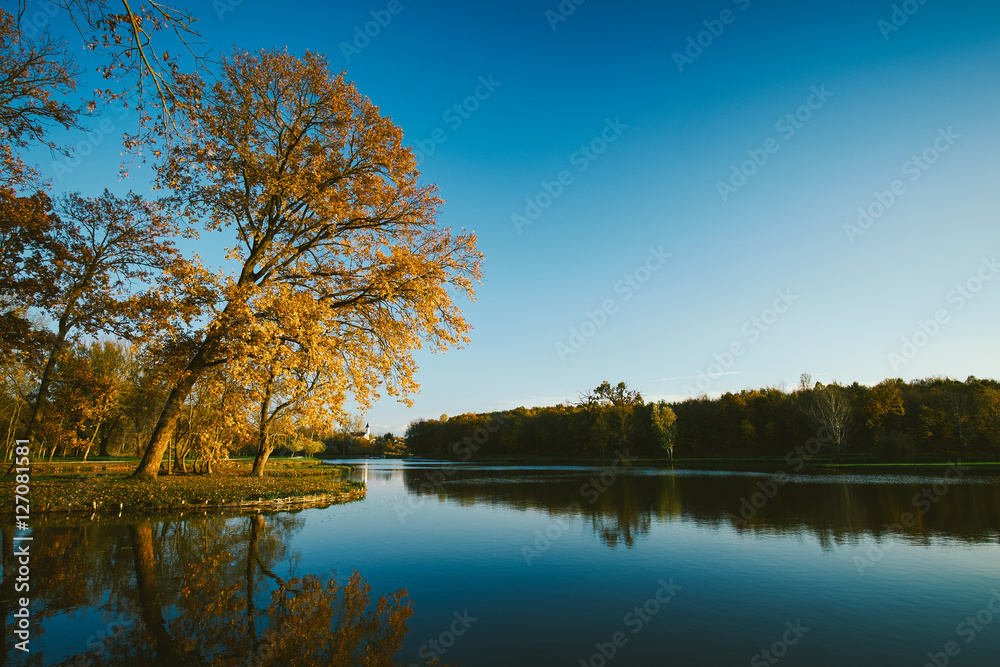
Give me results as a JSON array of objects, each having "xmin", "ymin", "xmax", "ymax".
[{"xmin": 5, "ymin": 459, "xmax": 1000, "ymax": 666}]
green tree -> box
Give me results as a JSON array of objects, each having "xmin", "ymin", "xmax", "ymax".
[
  {"xmin": 649, "ymin": 401, "xmax": 677, "ymax": 460},
  {"xmin": 579, "ymin": 381, "xmax": 643, "ymax": 457}
]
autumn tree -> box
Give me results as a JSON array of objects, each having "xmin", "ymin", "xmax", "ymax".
[
  {"xmin": 116, "ymin": 352, "xmax": 172, "ymax": 457},
  {"xmin": 87, "ymin": 340, "xmax": 136, "ymax": 457},
  {"xmin": 862, "ymin": 379, "xmax": 905, "ymax": 453},
  {"xmin": 45, "ymin": 340, "xmax": 131, "ymax": 460},
  {"xmin": 228, "ymin": 292, "xmax": 356, "ymax": 476},
  {"xmin": 13, "ymin": 189, "xmax": 185, "ymax": 451},
  {"xmin": 131, "ymin": 48, "xmax": 482, "ymax": 479},
  {"xmin": 1, "ymin": 350, "xmax": 34, "ymax": 461},
  {"xmin": 170, "ymin": 367, "xmax": 251, "ymax": 474},
  {"xmin": 942, "ymin": 380, "xmax": 973, "ymax": 458}
]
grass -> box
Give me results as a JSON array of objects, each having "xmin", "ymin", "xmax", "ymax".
[{"xmin": 1, "ymin": 459, "xmax": 364, "ymax": 513}]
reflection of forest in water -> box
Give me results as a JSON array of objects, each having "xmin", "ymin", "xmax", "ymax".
[
  {"xmin": 1, "ymin": 513, "xmax": 420, "ymax": 666},
  {"xmin": 403, "ymin": 467, "xmax": 1000, "ymax": 550}
]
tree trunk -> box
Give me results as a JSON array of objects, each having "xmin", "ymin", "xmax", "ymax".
[
  {"xmin": 129, "ymin": 522, "xmax": 181, "ymax": 664},
  {"xmin": 98, "ymin": 431, "xmax": 111, "ymax": 458},
  {"xmin": 251, "ymin": 382, "xmax": 274, "ymax": 477},
  {"xmin": 246, "ymin": 515, "xmax": 262, "ymax": 648},
  {"xmin": 251, "ymin": 445, "xmax": 273, "ymax": 477},
  {"xmin": 131, "ymin": 370, "xmax": 202, "ymax": 479},
  {"xmin": 23, "ymin": 311, "xmax": 75, "ymax": 445},
  {"xmin": 23, "ymin": 345, "xmax": 59, "ymax": 444},
  {"xmin": 176, "ymin": 443, "xmax": 188, "ymax": 474},
  {"xmin": 4, "ymin": 402, "xmax": 24, "ymax": 463},
  {"xmin": 98, "ymin": 415, "xmax": 119, "ymax": 458}
]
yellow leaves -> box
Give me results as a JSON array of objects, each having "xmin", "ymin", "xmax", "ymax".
[{"xmin": 128, "ymin": 47, "xmax": 484, "ymax": 475}]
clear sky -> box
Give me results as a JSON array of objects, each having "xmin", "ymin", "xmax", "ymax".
[{"xmin": 31, "ymin": 0, "xmax": 1000, "ymax": 435}]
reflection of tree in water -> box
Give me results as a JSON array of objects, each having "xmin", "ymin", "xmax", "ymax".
[
  {"xmin": 404, "ymin": 468, "xmax": 661, "ymax": 549},
  {"xmin": 10, "ymin": 513, "xmax": 445, "ymax": 666},
  {"xmin": 402, "ymin": 466, "xmax": 1000, "ymax": 550},
  {"xmin": 586, "ymin": 474, "xmax": 652, "ymax": 549}
]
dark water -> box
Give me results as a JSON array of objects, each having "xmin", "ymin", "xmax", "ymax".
[{"xmin": 5, "ymin": 460, "xmax": 1000, "ymax": 666}]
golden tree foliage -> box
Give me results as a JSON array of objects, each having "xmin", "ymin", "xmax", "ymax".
[
  {"xmin": 46, "ymin": 340, "xmax": 131, "ymax": 460},
  {"xmin": 133, "ymin": 48, "xmax": 483, "ymax": 478},
  {"xmin": 165, "ymin": 365, "xmax": 253, "ymax": 473},
  {"xmin": 11, "ymin": 189, "xmax": 187, "ymax": 450},
  {"xmin": 863, "ymin": 379, "xmax": 905, "ymax": 435}
]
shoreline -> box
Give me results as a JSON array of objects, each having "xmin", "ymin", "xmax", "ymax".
[
  {"xmin": 1, "ymin": 459, "xmax": 365, "ymax": 515},
  {"xmin": 375, "ymin": 456, "xmax": 1000, "ymax": 475}
]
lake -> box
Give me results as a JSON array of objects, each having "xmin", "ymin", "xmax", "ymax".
[{"xmin": 6, "ymin": 459, "xmax": 1000, "ymax": 666}]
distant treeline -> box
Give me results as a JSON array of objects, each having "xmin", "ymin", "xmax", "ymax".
[{"xmin": 405, "ymin": 378, "xmax": 1000, "ymax": 461}]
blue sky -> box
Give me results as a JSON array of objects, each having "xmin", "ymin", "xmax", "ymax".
[{"xmin": 31, "ymin": 0, "xmax": 1000, "ymax": 434}]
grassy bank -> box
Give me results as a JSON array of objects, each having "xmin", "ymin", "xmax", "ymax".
[{"xmin": 2, "ymin": 459, "xmax": 364, "ymax": 514}]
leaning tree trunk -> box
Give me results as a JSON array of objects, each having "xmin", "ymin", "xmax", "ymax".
[
  {"xmin": 129, "ymin": 522, "xmax": 181, "ymax": 663},
  {"xmin": 4, "ymin": 325, "xmax": 68, "ymax": 475},
  {"xmin": 246, "ymin": 515, "xmax": 262, "ymax": 649},
  {"xmin": 22, "ymin": 332, "xmax": 66, "ymax": 445},
  {"xmin": 250, "ymin": 445, "xmax": 273, "ymax": 477},
  {"xmin": 131, "ymin": 371, "xmax": 202, "ymax": 479}
]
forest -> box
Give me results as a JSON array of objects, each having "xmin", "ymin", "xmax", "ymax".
[{"xmin": 405, "ymin": 377, "xmax": 1000, "ymax": 462}]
